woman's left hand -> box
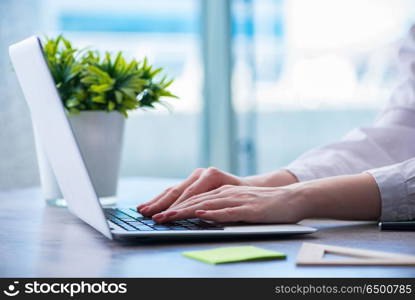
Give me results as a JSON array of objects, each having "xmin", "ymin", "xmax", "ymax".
[{"xmin": 151, "ymin": 184, "xmax": 310, "ymax": 224}]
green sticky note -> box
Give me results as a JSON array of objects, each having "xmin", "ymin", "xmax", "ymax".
[{"xmin": 182, "ymin": 246, "xmax": 286, "ymax": 264}]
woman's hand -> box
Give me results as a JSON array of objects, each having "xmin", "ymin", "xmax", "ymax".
[
  {"xmin": 151, "ymin": 184, "xmax": 310, "ymax": 224},
  {"xmin": 150, "ymin": 173, "xmax": 381, "ymax": 224},
  {"xmin": 137, "ymin": 167, "xmax": 252, "ymax": 216}
]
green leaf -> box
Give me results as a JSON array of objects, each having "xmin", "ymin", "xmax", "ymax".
[
  {"xmin": 120, "ymin": 87, "xmax": 137, "ymax": 100},
  {"xmin": 66, "ymin": 99, "xmax": 80, "ymax": 108},
  {"xmin": 115, "ymin": 90, "xmax": 123, "ymax": 104},
  {"xmin": 107, "ymin": 101, "xmax": 115, "ymax": 111},
  {"xmin": 160, "ymin": 90, "xmax": 178, "ymax": 98},
  {"xmin": 150, "ymin": 67, "xmax": 163, "ymax": 77},
  {"xmin": 92, "ymin": 95, "xmax": 106, "ymax": 103},
  {"xmin": 114, "ymin": 52, "xmax": 123, "ymax": 69},
  {"xmin": 90, "ymin": 84, "xmax": 113, "ymax": 93},
  {"xmin": 163, "ymin": 78, "xmax": 174, "ymax": 88},
  {"xmin": 86, "ymin": 65, "xmax": 113, "ymax": 83},
  {"xmin": 119, "ymin": 108, "xmax": 128, "ymax": 118}
]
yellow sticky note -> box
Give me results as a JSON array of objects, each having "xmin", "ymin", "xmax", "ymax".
[{"xmin": 182, "ymin": 246, "xmax": 286, "ymax": 264}]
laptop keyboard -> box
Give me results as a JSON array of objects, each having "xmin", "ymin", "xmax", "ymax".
[{"xmin": 104, "ymin": 208, "xmax": 223, "ymax": 231}]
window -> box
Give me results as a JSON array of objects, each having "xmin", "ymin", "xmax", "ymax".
[{"xmin": 232, "ymin": 0, "xmax": 415, "ymax": 174}]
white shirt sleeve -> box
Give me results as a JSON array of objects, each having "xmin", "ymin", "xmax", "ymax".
[
  {"xmin": 367, "ymin": 158, "xmax": 415, "ymax": 221},
  {"xmin": 285, "ymin": 25, "xmax": 415, "ymax": 221}
]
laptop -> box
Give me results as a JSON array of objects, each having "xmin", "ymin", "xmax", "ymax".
[{"xmin": 9, "ymin": 36, "xmax": 317, "ymax": 240}]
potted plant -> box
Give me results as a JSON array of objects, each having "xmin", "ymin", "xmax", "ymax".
[{"xmin": 35, "ymin": 36, "xmax": 177, "ymax": 206}]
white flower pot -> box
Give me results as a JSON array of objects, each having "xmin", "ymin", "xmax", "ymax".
[{"xmin": 33, "ymin": 111, "xmax": 125, "ymax": 207}]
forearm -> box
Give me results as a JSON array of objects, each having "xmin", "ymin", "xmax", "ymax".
[
  {"xmin": 297, "ymin": 173, "xmax": 381, "ymax": 220},
  {"xmin": 245, "ymin": 169, "xmax": 299, "ymax": 187}
]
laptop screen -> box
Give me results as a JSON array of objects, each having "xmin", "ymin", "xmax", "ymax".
[{"xmin": 9, "ymin": 36, "xmax": 112, "ymax": 239}]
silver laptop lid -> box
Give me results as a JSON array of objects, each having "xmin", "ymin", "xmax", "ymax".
[{"xmin": 9, "ymin": 36, "xmax": 112, "ymax": 239}]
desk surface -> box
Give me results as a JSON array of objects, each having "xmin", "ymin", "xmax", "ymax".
[{"xmin": 1, "ymin": 177, "xmax": 415, "ymax": 277}]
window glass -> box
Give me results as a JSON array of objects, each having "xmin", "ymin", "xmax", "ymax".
[{"xmin": 233, "ymin": 0, "xmax": 415, "ymax": 174}]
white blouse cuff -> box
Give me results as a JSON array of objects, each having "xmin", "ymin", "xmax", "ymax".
[{"xmin": 366, "ymin": 162, "xmax": 415, "ymax": 221}]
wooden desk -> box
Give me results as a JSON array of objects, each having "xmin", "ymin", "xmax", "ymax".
[{"xmin": 1, "ymin": 177, "xmax": 415, "ymax": 277}]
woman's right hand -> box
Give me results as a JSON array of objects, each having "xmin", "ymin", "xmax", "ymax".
[{"xmin": 137, "ymin": 167, "xmax": 251, "ymax": 217}]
